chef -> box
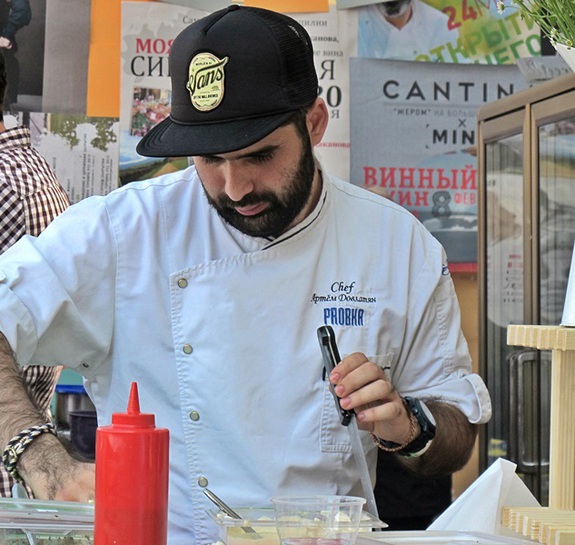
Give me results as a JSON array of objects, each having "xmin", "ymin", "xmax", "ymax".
[{"xmin": 0, "ymin": 6, "xmax": 491, "ymax": 545}]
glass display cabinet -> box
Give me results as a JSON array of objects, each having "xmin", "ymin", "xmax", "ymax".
[{"xmin": 477, "ymin": 72, "xmax": 575, "ymax": 503}]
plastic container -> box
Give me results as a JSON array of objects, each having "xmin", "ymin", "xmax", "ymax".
[
  {"xmin": 209, "ymin": 503, "xmax": 386, "ymax": 545},
  {"xmin": 271, "ymin": 496, "xmax": 366, "ymax": 545},
  {"xmin": 94, "ymin": 382, "xmax": 169, "ymax": 545},
  {"xmin": 0, "ymin": 496, "xmax": 93, "ymax": 544},
  {"xmin": 355, "ymin": 532, "xmax": 539, "ymax": 544}
]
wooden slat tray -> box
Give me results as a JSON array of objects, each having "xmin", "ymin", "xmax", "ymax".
[{"xmin": 502, "ymin": 506, "xmax": 575, "ymax": 544}]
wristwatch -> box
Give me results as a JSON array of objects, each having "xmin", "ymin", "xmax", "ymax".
[{"xmin": 397, "ymin": 396, "xmax": 436, "ymax": 457}]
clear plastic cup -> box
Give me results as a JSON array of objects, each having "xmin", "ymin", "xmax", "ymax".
[{"xmin": 270, "ymin": 495, "xmax": 366, "ymax": 545}]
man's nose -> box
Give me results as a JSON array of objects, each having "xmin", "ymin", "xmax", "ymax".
[{"xmin": 223, "ymin": 163, "xmax": 254, "ymax": 202}]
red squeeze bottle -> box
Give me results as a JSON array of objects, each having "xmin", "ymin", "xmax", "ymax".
[{"xmin": 94, "ymin": 382, "xmax": 169, "ymax": 545}]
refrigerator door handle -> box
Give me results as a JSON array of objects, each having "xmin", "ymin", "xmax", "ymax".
[
  {"xmin": 507, "ymin": 349, "xmax": 520, "ymax": 466},
  {"xmin": 507, "ymin": 349, "xmax": 550, "ymax": 475}
]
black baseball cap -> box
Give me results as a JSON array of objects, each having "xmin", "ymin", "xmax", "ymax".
[{"xmin": 136, "ymin": 5, "xmax": 319, "ymax": 158}]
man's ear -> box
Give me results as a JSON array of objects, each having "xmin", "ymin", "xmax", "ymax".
[{"xmin": 306, "ymin": 98, "xmax": 329, "ymax": 147}]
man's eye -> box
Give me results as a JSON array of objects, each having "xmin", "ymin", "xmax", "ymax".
[
  {"xmin": 200, "ymin": 156, "xmax": 222, "ymax": 165},
  {"xmin": 250, "ymin": 153, "xmax": 274, "ymax": 163}
]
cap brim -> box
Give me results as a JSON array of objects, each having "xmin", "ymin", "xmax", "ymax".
[{"xmin": 136, "ymin": 110, "xmax": 296, "ymax": 158}]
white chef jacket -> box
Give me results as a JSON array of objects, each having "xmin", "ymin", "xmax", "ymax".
[
  {"xmin": 358, "ymin": 1, "xmax": 463, "ymax": 62},
  {"xmin": 0, "ymin": 166, "xmax": 491, "ymax": 545}
]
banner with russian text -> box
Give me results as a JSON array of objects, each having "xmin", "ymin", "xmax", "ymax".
[
  {"xmin": 349, "ymin": 59, "xmax": 528, "ymax": 268},
  {"xmin": 120, "ymin": 3, "xmax": 209, "ymax": 184}
]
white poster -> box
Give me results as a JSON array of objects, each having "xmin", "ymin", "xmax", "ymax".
[
  {"xmin": 350, "ymin": 59, "xmax": 529, "ymax": 266},
  {"xmin": 22, "ymin": 113, "xmax": 119, "ymax": 204},
  {"xmin": 293, "ymin": 7, "xmax": 357, "ymax": 180}
]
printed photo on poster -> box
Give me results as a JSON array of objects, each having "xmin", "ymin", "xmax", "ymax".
[
  {"xmin": 2, "ymin": 0, "xmax": 91, "ymax": 114},
  {"xmin": 349, "ymin": 58, "xmax": 529, "ymax": 266},
  {"xmin": 2, "ymin": 0, "xmax": 44, "ymax": 112},
  {"xmin": 130, "ymin": 87, "xmax": 171, "ymax": 137},
  {"xmin": 345, "ymin": 0, "xmax": 540, "ymax": 64},
  {"xmin": 357, "ymin": 0, "xmax": 460, "ymax": 61}
]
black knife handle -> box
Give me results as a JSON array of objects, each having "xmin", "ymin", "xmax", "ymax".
[{"xmin": 317, "ymin": 325, "xmax": 354, "ymax": 426}]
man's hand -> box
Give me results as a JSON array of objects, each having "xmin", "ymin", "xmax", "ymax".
[
  {"xmin": 19, "ymin": 433, "xmax": 95, "ymax": 501},
  {"xmin": 0, "ymin": 37, "xmax": 12, "ymax": 49},
  {"xmin": 329, "ymin": 352, "xmax": 478, "ymax": 476},
  {"xmin": 328, "ymin": 352, "xmax": 413, "ymax": 442}
]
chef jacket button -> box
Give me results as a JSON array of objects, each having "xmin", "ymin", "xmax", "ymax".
[
  {"xmin": 177, "ymin": 278, "xmax": 188, "ymax": 289},
  {"xmin": 189, "ymin": 411, "xmax": 200, "ymax": 421},
  {"xmin": 183, "ymin": 344, "xmax": 193, "ymax": 354},
  {"xmin": 198, "ymin": 477, "xmax": 208, "ymax": 488}
]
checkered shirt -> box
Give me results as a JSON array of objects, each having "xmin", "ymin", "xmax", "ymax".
[{"xmin": 0, "ymin": 126, "xmax": 70, "ymax": 497}]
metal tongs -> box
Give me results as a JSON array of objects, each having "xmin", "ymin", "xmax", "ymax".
[{"xmin": 203, "ymin": 488, "xmax": 258, "ymax": 534}]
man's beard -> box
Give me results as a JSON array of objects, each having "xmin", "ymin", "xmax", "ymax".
[
  {"xmin": 377, "ymin": 0, "xmax": 412, "ymax": 17},
  {"xmin": 201, "ymin": 140, "xmax": 317, "ymax": 238}
]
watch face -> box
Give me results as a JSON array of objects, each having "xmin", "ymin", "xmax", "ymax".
[{"xmin": 418, "ymin": 400, "xmax": 436, "ymax": 428}]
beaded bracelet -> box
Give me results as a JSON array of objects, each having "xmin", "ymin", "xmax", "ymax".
[
  {"xmin": 369, "ymin": 398, "xmax": 419, "ymax": 452},
  {"xmin": 2, "ymin": 423, "xmax": 57, "ymax": 482}
]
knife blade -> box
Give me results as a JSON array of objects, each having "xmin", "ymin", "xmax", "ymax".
[{"xmin": 317, "ymin": 325, "xmax": 379, "ymax": 519}]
